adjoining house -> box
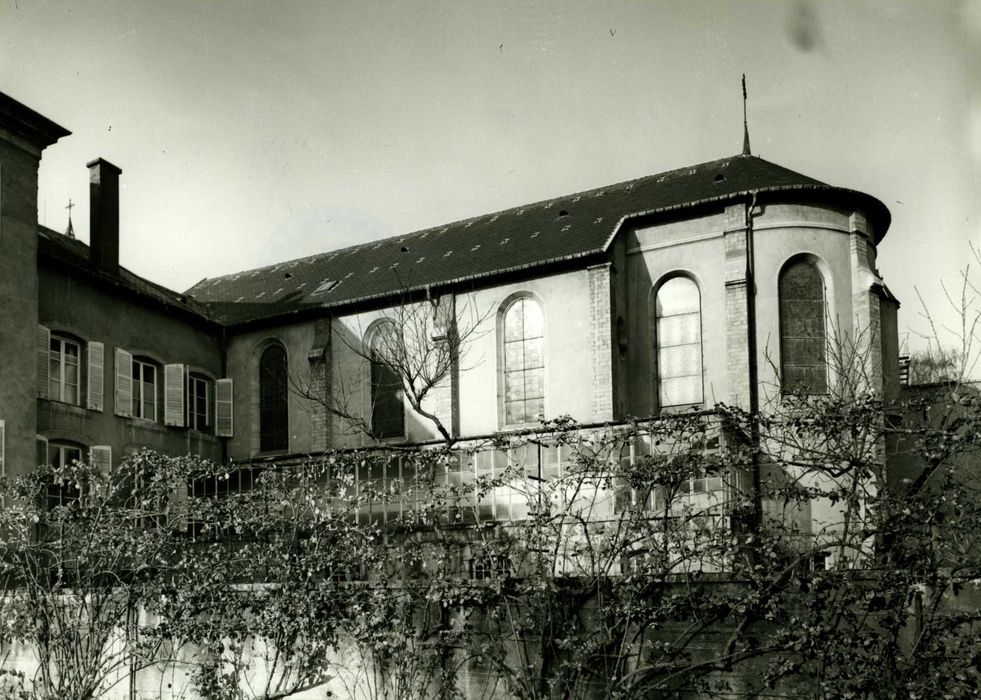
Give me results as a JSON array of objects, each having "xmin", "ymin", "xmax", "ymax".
[{"xmin": 0, "ymin": 91, "xmax": 899, "ymax": 540}]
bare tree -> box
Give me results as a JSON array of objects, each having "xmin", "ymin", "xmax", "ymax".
[
  {"xmin": 292, "ymin": 290, "xmax": 491, "ymax": 445},
  {"xmin": 912, "ymin": 242, "xmax": 981, "ymax": 386}
]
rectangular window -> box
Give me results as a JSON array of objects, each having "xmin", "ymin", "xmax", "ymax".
[
  {"xmin": 189, "ymin": 376, "xmax": 210, "ymax": 432},
  {"xmin": 132, "ymin": 359, "xmax": 157, "ymax": 421},
  {"xmin": 46, "ymin": 443, "xmax": 83, "ymax": 510},
  {"xmin": 48, "ymin": 336, "xmax": 80, "ymax": 405}
]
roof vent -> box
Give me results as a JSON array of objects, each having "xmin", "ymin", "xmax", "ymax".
[
  {"xmin": 714, "ymin": 174, "xmax": 726, "ymax": 184},
  {"xmin": 558, "ymin": 210, "xmax": 569, "ymax": 218},
  {"xmin": 284, "ymin": 272, "xmax": 293, "ymax": 279},
  {"xmin": 313, "ymin": 279, "xmax": 339, "ymax": 295},
  {"xmin": 400, "ymin": 246, "xmax": 409, "ymax": 253}
]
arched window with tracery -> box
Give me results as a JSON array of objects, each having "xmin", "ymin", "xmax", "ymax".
[
  {"xmin": 502, "ymin": 296, "xmax": 545, "ymax": 425},
  {"xmin": 779, "ymin": 259, "xmax": 828, "ymax": 393},
  {"xmin": 259, "ymin": 344, "xmax": 289, "ymax": 451},
  {"xmin": 654, "ymin": 276, "xmax": 703, "ymax": 408},
  {"xmin": 367, "ymin": 322, "xmax": 404, "ymax": 439}
]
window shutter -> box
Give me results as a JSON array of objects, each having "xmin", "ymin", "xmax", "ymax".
[
  {"xmin": 35, "ymin": 435, "xmax": 48, "ymax": 468},
  {"xmin": 215, "ymin": 378, "xmax": 233, "ymax": 437},
  {"xmin": 164, "ymin": 364, "xmax": 186, "ymax": 427},
  {"xmin": 86, "ymin": 342, "xmax": 105, "ymax": 412},
  {"xmin": 37, "ymin": 326, "xmax": 50, "ymax": 399},
  {"xmin": 90, "ymin": 445, "xmax": 112, "ymax": 475},
  {"xmin": 115, "ymin": 348, "xmax": 133, "ymax": 417}
]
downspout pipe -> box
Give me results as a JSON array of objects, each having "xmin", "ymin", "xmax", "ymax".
[{"xmin": 745, "ymin": 192, "xmax": 763, "ymax": 535}]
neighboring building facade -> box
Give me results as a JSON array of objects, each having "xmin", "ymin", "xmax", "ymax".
[{"xmin": 0, "ymin": 92, "xmax": 900, "ymax": 521}]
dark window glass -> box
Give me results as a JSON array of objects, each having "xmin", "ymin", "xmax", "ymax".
[
  {"xmin": 49, "ymin": 336, "xmax": 80, "ymax": 404},
  {"xmin": 259, "ymin": 345, "xmax": 289, "ymax": 451},
  {"xmin": 780, "ymin": 261, "xmax": 827, "ymax": 393},
  {"xmin": 189, "ymin": 375, "xmax": 210, "ymax": 432},
  {"xmin": 46, "ymin": 442, "xmax": 83, "ymax": 510},
  {"xmin": 369, "ymin": 324, "xmax": 404, "ymax": 438},
  {"xmin": 132, "ymin": 359, "xmax": 157, "ymax": 421}
]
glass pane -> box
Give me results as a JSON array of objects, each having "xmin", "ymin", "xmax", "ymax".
[
  {"xmin": 784, "ymin": 338, "xmax": 826, "ymax": 366},
  {"xmin": 656, "ymin": 277, "xmax": 699, "ymax": 316},
  {"xmin": 65, "ymin": 385, "xmax": 78, "ymax": 404},
  {"xmin": 660, "ymin": 376, "xmax": 702, "ymax": 406},
  {"xmin": 525, "ymin": 369, "xmax": 544, "ymax": 400},
  {"xmin": 523, "ymin": 338, "xmax": 544, "ymax": 368},
  {"xmin": 504, "ymin": 342, "xmax": 523, "ymax": 371},
  {"xmin": 657, "ymin": 313, "xmax": 700, "ymax": 347},
  {"xmin": 504, "ymin": 302, "xmax": 524, "ymax": 341},
  {"xmin": 526, "ymin": 397, "xmax": 544, "ymax": 420},
  {"xmin": 522, "ymin": 299, "xmax": 543, "ymax": 337},
  {"xmin": 658, "ymin": 344, "xmax": 701, "ymax": 378},
  {"xmin": 64, "ymin": 343, "xmax": 79, "ymax": 360},
  {"xmin": 784, "ymin": 366, "xmax": 827, "ymax": 393},
  {"xmin": 65, "ymin": 362, "xmax": 79, "ymax": 388},
  {"xmin": 782, "ymin": 300, "xmax": 825, "ymax": 337},
  {"xmin": 780, "ymin": 262, "xmax": 822, "ymax": 300},
  {"xmin": 504, "ymin": 372, "xmax": 524, "ymax": 402}
]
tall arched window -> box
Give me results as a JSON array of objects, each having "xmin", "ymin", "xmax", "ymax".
[
  {"xmin": 259, "ymin": 344, "xmax": 289, "ymax": 452},
  {"xmin": 655, "ymin": 276, "xmax": 703, "ymax": 408},
  {"xmin": 502, "ymin": 296, "xmax": 545, "ymax": 425},
  {"xmin": 779, "ymin": 260, "xmax": 828, "ymax": 393},
  {"xmin": 367, "ymin": 322, "xmax": 404, "ymax": 439}
]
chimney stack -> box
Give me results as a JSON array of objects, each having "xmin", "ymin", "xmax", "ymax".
[{"xmin": 87, "ymin": 158, "xmax": 121, "ymax": 276}]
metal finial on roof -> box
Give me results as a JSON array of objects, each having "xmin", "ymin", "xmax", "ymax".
[
  {"xmin": 64, "ymin": 198, "xmax": 76, "ymax": 239},
  {"xmin": 742, "ymin": 74, "xmax": 751, "ymax": 156}
]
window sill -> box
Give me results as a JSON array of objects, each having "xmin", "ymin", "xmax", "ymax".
[
  {"xmin": 375, "ymin": 435, "xmax": 408, "ymax": 445},
  {"xmin": 38, "ymin": 399, "xmax": 88, "ymax": 418},
  {"xmin": 255, "ymin": 448, "xmax": 289, "ymax": 458},
  {"xmin": 128, "ymin": 419, "xmax": 166, "ymax": 434}
]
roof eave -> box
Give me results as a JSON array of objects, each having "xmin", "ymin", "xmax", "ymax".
[{"xmin": 219, "ymin": 249, "xmax": 608, "ymax": 330}]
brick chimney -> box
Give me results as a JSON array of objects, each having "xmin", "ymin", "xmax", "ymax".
[{"xmin": 87, "ymin": 158, "xmax": 121, "ymax": 276}]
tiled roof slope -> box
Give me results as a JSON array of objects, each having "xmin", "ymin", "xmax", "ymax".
[
  {"xmin": 187, "ymin": 153, "xmax": 888, "ymax": 326},
  {"xmin": 38, "ymin": 227, "xmax": 215, "ymax": 323}
]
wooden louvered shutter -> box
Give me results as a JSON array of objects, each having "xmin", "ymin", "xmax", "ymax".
[
  {"xmin": 35, "ymin": 435, "xmax": 48, "ymax": 468},
  {"xmin": 87, "ymin": 342, "xmax": 105, "ymax": 411},
  {"xmin": 215, "ymin": 378, "xmax": 233, "ymax": 437},
  {"xmin": 37, "ymin": 326, "xmax": 50, "ymax": 398},
  {"xmin": 169, "ymin": 479, "xmax": 189, "ymax": 531},
  {"xmin": 164, "ymin": 364, "xmax": 186, "ymax": 427},
  {"xmin": 115, "ymin": 348, "xmax": 133, "ymax": 417},
  {"xmin": 90, "ymin": 445, "xmax": 112, "ymax": 475}
]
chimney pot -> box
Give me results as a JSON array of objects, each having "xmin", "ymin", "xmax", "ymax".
[{"xmin": 87, "ymin": 158, "xmax": 121, "ymax": 276}]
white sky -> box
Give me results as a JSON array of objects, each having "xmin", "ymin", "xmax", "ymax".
[{"xmin": 2, "ymin": 1, "xmax": 979, "ymax": 353}]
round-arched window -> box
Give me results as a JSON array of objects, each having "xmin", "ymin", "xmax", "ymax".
[
  {"xmin": 259, "ymin": 345, "xmax": 289, "ymax": 451},
  {"xmin": 654, "ymin": 277, "xmax": 703, "ymax": 408}
]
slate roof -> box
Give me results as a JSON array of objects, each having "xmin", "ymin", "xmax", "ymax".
[
  {"xmin": 197, "ymin": 154, "xmax": 882, "ymax": 326},
  {"xmin": 38, "ymin": 227, "xmax": 214, "ymax": 324}
]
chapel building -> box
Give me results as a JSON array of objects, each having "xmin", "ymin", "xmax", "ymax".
[{"xmin": 0, "ymin": 91, "xmax": 900, "ymax": 533}]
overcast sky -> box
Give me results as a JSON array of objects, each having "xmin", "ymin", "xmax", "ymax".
[{"xmin": 2, "ymin": 1, "xmax": 979, "ymax": 353}]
